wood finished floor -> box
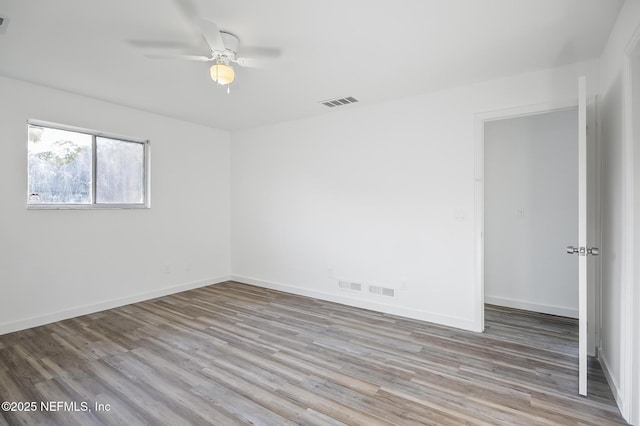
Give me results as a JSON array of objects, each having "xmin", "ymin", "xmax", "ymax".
[{"xmin": 0, "ymin": 281, "xmax": 625, "ymax": 425}]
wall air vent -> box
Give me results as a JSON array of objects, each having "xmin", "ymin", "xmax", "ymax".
[
  {"xmin": 320, "ymin": 96, "xmax": 359, "ymax": 108},
  {"xmin": 338, "ymin": 280, "xmax": 362, "ymax": 292},
  {"xmin": 369, "ymin": 285, "xmax": 396, "ymax": 298}
]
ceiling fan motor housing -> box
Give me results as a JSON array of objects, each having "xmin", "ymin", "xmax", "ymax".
[{"xmin": 219, "ymin": 31, "xmax": 239, "ymax": 56}]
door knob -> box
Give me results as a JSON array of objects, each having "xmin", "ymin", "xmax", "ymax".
[{"xmin": 567, "ymin": 246, "xmax": 600, "ymax": 256}]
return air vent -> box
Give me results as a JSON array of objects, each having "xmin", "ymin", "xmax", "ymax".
[
  {"xmin": 369, "ymin": 285, "xmax": 396, "ymax": 298},
  {"xmin": 320, "ymin": 96, "xmax": 359, "ymax": 108},
  {"xmin": 338, "ymin": 280, "xmax": 362, "ymax": 292}
]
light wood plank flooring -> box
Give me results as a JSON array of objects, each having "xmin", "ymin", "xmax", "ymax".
[{"xmin": 0, "ymin": 281, "xmax": 625, "ymax": 425}]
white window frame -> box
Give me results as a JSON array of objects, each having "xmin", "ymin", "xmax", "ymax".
[{"xmin": 27, "ymin": 119, "xmax": 151, "ymax": 209}]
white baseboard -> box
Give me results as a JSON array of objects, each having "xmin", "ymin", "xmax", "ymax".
[
  {"xmin": 0, "ymin": 275, "xmax": 230, "ymax": 335},
  {"xmin": 485, "ymin": 295, "xmax": 578, "ymax": 318},
  {"xmin": 230, "ymin": 275, "xmax": 481, "ymax": 332},
  {"xmin": 599, "ymin": 348, "xmax": 627, "ymax": 421}
]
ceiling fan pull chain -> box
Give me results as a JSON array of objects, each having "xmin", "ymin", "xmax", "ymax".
[{"xmin": 227, "ymin": 85, "xmax": 230, "ymax": 94}]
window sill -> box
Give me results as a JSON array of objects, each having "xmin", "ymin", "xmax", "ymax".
[{"xmin": 27, "ymin": 204, "xmax": 150, "ymax": 210}]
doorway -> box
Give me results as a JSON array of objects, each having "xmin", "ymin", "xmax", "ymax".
[
  {"xmin": 475, "ymin": 98, "xmax": 601, "ymax": 396},
  {"xmin": 483, "ymin": 109, "xmax": 579, "ymax": 320}
]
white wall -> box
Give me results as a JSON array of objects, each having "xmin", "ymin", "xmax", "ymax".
[
  {"xmin": 484, "ymin": 109, "xmax": 578, "ymax": 318},
  {"xmin": 231, "ymin": 60, "xmax": 599, "ymax": 332},
  {"xmin": 598, "ymin": 0, "xmax": 640, "ymax": 422},
  {"xmin": 0, "ymin": 76, "xmax": 231, "ymax": 334}
]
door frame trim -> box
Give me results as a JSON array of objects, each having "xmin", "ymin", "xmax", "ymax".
[{"xmin": 620, "ymin": 22, "xmax": 640, "ymax": 423}]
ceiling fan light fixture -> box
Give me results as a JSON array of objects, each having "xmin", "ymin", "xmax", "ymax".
[{"xmin": 210, "ymin": 63, "xmax": 235, "ymax": 85}]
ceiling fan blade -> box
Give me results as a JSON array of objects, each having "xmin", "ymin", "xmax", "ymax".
[
  {"xmin": 174, "ymin": 0, "xmax": 198, "ymax": 19},
  {"xmin": 145, "ymin": 54, "xmax": 212, "ymax": 62},
  {"xmin": 196, "ymin": 18, "xmax": 225, "ymax": 51},
  {"xmin": 235, "ymin": 56, "xmax": 273, "ymax": 68},
  {"xmin": 127, "ymin": 40, "xmax": 194, "ymax": 50},
  {"xmin": 237, "ymin": 46, "xmax": 282, "ymax": 58}
]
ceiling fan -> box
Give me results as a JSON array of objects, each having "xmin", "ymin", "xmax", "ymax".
[{"xmin": 140, "ymin": 17, "xmax": 281, "ymax": 92}]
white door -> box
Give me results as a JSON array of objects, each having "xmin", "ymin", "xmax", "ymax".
[{"xmin": 567, "ymin": 76, "xmax": 598, "ymax": 396}]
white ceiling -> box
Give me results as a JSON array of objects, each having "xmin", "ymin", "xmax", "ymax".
[{"xmin": 0, "ymin": 0, "xmax": 624, "ymax": 131}]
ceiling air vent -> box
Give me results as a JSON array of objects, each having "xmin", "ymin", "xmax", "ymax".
[{"xmin": 320, "ymin": 96, "xmax": 359, "ymax": 108}]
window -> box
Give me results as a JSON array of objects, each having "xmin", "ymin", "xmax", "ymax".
[{"xmin": 27, "ymin": 121, "xmax": 149, "ymax": 208}]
